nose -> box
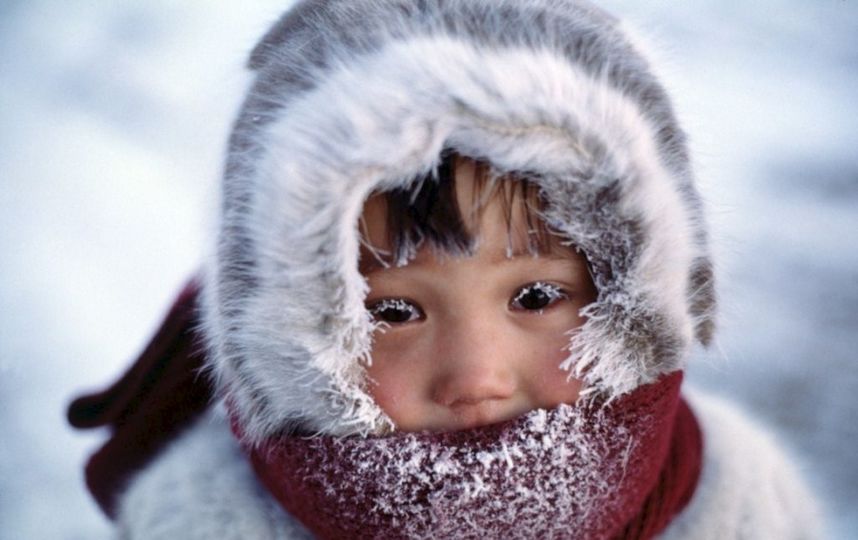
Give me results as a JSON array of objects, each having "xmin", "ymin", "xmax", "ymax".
[{"xmin": 431, "ymin": 317, "xmax": 517, "ymax": 409}]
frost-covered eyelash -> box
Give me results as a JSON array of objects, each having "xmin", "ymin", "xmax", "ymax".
[
  {"xmin": 369, "ymin": 298, "xmax": 414, "ymax": 315},
  {"xmin": 511, "ymin": 282, "xmax": 568, "ymax": 309},
  {"xmin": 514, "ymin": 282, "xmax": 566, "ymax": 300},
  {"xmin": 367, "ymin": 298, "xmax": 423, "ymax": 324}
]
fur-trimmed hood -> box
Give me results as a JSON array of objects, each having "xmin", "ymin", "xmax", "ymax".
[{"xmin": 202, "ymin": 0, "xmax": 716, "ymax": 442}]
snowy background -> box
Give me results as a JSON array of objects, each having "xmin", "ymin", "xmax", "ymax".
[{"xmin": 1, "ymin": 1, "xmax": 856, "ymax": 538}]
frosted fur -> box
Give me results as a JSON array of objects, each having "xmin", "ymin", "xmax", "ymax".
[
  {"xmin": 115, "ymin": 391, "xmax": 821, "ymax": 539},
  {"xmin": 204, "ymin": 0, "xmax": 715, "ymax": 441}
]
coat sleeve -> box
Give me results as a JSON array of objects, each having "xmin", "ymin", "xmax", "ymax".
[
  {"xmin": 658, "ymin": 389, "xmax": 823, "ymax": 540},
  {"xmin": 115, "ymin": 407, "xmax": 314, "ymax": 540}
]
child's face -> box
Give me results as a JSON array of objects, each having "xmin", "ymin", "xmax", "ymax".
[{"xmin": 360, "ymin": 160, "xmax": 596, "ymax": 432}]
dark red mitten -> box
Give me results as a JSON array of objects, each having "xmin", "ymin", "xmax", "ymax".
[{"xmin": 67, "ymin": 276, "xmax": 213, "ymax": 518}]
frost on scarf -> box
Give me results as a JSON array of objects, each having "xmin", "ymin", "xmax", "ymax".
[{"xmin": 241, "ymin": 373, "xmax": 682, "ymax": 540}]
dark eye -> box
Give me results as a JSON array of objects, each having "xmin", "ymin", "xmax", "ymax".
[
  {"xmin": 367, "ymin": 298, "xmax": 424, "ymax": 324},
  {"xmin": 510, "ymin": 282, "xmax": 568, "ymax": 312}
]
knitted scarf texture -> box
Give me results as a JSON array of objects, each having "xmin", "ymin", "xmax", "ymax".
[{"xmin": 236, "ymin": 372, "xmax": 701, "ymax": 540}]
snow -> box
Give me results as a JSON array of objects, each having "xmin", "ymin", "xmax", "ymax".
[{"xmin": 1, "ymin": 1, "xmax": 856, "ymax": 538}]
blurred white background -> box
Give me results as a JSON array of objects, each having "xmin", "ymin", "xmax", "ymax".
[{"xmin": 1, "ymin": 1, "xmax": 856, "ymax": 538}]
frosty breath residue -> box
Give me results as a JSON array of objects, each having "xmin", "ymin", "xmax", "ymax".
[{"xmin": 285, "ymin": 403, "xmax": 653, "ymax": 539}]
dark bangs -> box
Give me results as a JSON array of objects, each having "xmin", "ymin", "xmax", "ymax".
[{"xmin": 377, "ymin": 150, "xmax": 559, "ymax": 266}]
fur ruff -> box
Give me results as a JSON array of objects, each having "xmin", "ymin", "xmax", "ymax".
[{"xmin": 202, "ymin": 0, "xmax": 716, "ymax": 441}]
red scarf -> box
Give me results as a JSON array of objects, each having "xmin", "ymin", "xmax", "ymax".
[{"xmin": 235, "ymin": 372, "xmax": 701, "ymax": 539}]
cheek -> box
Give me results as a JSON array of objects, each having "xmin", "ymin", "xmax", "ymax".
[
  {"xmin": 534, "ymin": 362, "xmax": 582, "ymax": 406},
  {"xmin": 366, "ymin": 363, "xmax": 407, "ymax": 415},
  {"xmin": 528, "ymin": 339, "xmax": 582, "ymax": 406},
  {"xmin": 517, "ymin": 308, "xmax": 586, "ymax": 406},
  {"xmin": 364, "ymin": 332, "xmax": 427, "ymax": 427}
]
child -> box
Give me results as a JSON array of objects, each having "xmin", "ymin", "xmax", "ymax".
[{"xmin": 68, "ymin": 0, "xmax": 821, "ymax": 538}]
